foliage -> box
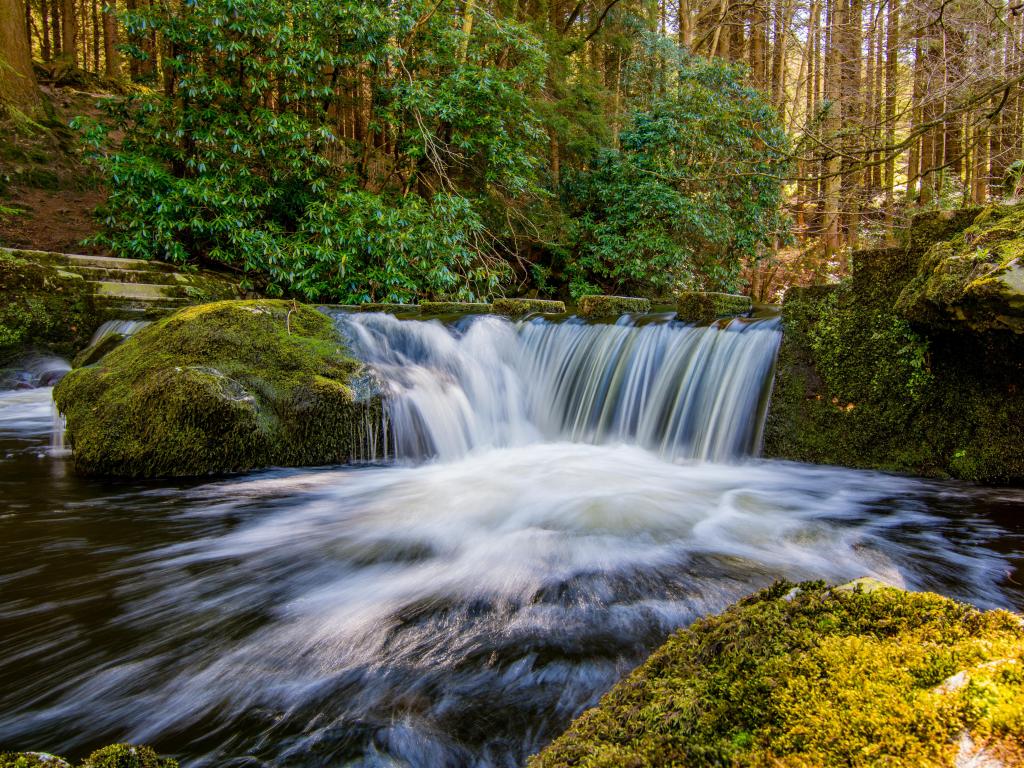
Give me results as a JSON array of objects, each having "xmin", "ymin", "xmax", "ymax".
[
  {"xmin": 560, "ymin": 50, "xmax": 790, "ymax": 297},
  {"xmin": 74, "ymin": 1, "xmax": 789, "ymax": 302},
  {"xmin": 530, "ymin": 581, "xmax": 1024, "ymax": 767},
  {"xmin": 78, "ymin": 0, "xmax": 544, "ymax": 302}
]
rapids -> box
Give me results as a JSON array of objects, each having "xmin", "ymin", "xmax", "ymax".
[{"xmin": 1, "ymin": 313, "xmax": 1022, "ymax": 767}]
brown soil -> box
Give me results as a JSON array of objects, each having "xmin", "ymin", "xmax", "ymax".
[{"xmin": 0, "ymin": 85, "xmax": 109, "ymax": 254}]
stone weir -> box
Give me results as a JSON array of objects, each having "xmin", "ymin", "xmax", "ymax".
[{"xmin": 0, "ymin": 247, "xmax": 242, "ymax": 361}]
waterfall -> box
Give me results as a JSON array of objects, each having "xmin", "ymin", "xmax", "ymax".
[{"xmin": 335, "ymin": 313, "xmax": 781, "ymax": 463}]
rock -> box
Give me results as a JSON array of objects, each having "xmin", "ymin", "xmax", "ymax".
[
  {"xmin": 764, "ymin": 280, "xmax": 1024, "ymax": 484},
  {"xmin": 676, "ymin": 291, "xmax": 752, "ymax": 324},
  {"xmin": 79, "ymin": 745, "xmax": 177, "ymax": 768},
  {"xmin": 53, "ymin": 300, "xmax": 383, "ymax": 478},
  {"xmin": 576, "ymin": 295, "xmax": 650, "ymax": 320},
  {"xmin": 0, "ymin": 754, "xmax": 72, "ymax": 768},
  {"xmin": 908, "ymin": 207, "xmax": 984, "ymax": 253},
  {"xmin": 71, "ymin": 332, "xmax": 126, "ymax": 368},
  {"xmin": 351, "ymin": 303, "xmax": 420, "ymax": 314},
  {"xmin": 0, "ymin": 249, "xmax": 99, "ymax": 362},
  {"xmin": 492, "ymin": 298, "xmax": 566, "ymax": 318},
  {"xmin": 419, "ymin": 301, "xmax": 491, "ymax": 315},
  {"xmin": 897, "ymin": 204, "xmax": 1024, "ymax": 334},
  {"xmin": 530, "ymin": 581, "xmax": 1024, "ymax": 768}
]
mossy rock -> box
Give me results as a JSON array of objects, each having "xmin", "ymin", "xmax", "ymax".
[
  {"xmin": 676, "ymin": 292, "xmax": 752, "ymax": 324},
  {"xmin": 897, "ymin": 204, "xmax": 1024, "ymax": 334},
  {"xmin": 851, "ymin": 246, "xmax": 917, "ymax": 304},
  {"xmin": 78, "ymin": 746, "xmax": 176, "ymax": 768},
  {"xmin": 576, "ymin": 295, "xmax": 651, "ymax": 320},
  {"xmin": 53, "ymin": 300, "xmax": 383, "ymax": 478},
  {"xmin": 0, "ymin": 754, "xmax": 71, "ymax": 768},
  {"xmin": 71, "ymin": 332, "xmax": 127, "ymax": 368},
  {"xmin": 531, "ymin": 581, "xmax": 1024, "ymax": 768},
  {"xmin": 418, "ymin": 301, "xmax": 491, "ymax": 315},
  {"xmin": 765, "ymin": 280, "xmax": 1024, "ymax": 483},
  {"xmin": 0, "ymin": 249, "xmax": 100, "ymax": 361},
  {"xmin": 0, "ymin": 746, "xmax": 176, "ymax": 768},
  {"xmin": 908, "ymin": 207, "xmax": 984, "ymax": 253},
  {"xmin": 492, "ymin": 298, "xmax": 566, "ymax": 318}
]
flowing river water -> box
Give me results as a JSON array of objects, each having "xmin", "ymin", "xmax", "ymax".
[{"xmin": 1, "ymin": 313, "xmax": 1022, "ymax": 767}]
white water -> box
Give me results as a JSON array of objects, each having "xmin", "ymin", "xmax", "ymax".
[{"xmin": 337, "ymin": 313, "xmax": 781, "ymax": 462}]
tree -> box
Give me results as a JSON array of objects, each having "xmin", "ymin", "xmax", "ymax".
[
  {"xmin": 562, "ymin": 52, "xmax": 789, "ymax": 296},
  {"xmin": 0, "ymin": 0, "xmax": 41, "ymax": 117}
]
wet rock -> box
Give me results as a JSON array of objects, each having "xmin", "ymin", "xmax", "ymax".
[
  {"xmin": 419, "ymin": 301, "xmax": 491, "ymax": 315},
  {"xmin": 576, "ymin": 295, "xmax": 650, "ymax": 320},
  {"xmin": 53, "ymin": 300, "xmax": 383, "ymax": 477},
  {"xmin": 531, "ymin": 581, "xmax": 1024, "ymax": 768},
  {"xmin": 0, "ymin": 745, "xmax": 178, "ymax": 768},
  {"xmin": 676, "ymin": 291, "xmax": 752, "ymax": 324},
  {"xmin": 492, "ymin": 298, "xmax": 566, "ymax": 318}
]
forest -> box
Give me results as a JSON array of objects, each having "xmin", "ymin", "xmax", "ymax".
[{"xmin": 3, "ymin": 0, "xmax": 1021, "ymax": 302}]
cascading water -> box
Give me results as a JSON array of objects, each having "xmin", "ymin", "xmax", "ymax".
[{"xmin": 336, "ymin": 312, "xmax": 781, "ymax": 463}]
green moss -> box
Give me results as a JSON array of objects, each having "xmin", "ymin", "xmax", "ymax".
[
  {"xmin": 418, "ymin": 301, "xmax": 491, "ymax": 315},
  {"xmin": 0, "ymin": 746, "xmax": 176, "ymax": 768},
  {"xmin": 676, "ymin": 292, "xmax": 752, "ymax": 324},
  {"xmin": 79, "ymin": 746, "xmax": 176, "ymax": 768},
  {"xmin": 492, "ymin": 298, "xmax": 566, "ymax": 318},
  {"xmin": 0, "ymin": 754, "xmax": 70, "ymax": 768},
  {"xmin": 576, "ymin": 295, "xmax": 651, "ymax": 320},
  {"xmin": 0, "ymin": 249, "xmax": 100, "ymax": 361},
  {"xmin": 53, "ymin": 300, "xmax": 383, "ymax": 478},
  {"xmin": 531, "ymin": 581, "xmax": 1024, "ymax": 768},
  {"xmin": 765, "ymin": 277, "xmax": 1024, "ymax": 483},
  {"xmin": 897, "ymin": 204, "xmax": 1024, "ymax": 334},
  {"xmin": 908, "ymin": 207, "xmax": 984, "ymax": 253}
]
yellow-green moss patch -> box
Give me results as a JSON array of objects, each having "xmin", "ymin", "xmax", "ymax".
[
  {"xmin": 53, "ymin": 300, "xmax": 382, "ymax": 477},
  {"xmin": 530, "ymin": 581, "xmax": 1024, "ymax": 768},
  {"xmin": 1, "ymin": 745, "xmax": 176, "ymax": 768}
]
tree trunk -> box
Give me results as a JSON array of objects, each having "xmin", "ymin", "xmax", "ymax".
[
  {"xmin": 102, "ymin": 0, "xmax": 118, "ymax": 77},
  {"xmin": 0, "ymin": 0, "xmax": 41, "ymax": 115},
  {"xmin": 61, "ymin": 0, "xmax": 75, "ymax": 66}
]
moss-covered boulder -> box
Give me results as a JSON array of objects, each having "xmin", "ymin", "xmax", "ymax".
[
  {"xmin": 897, "ymin": 205, "xmax": 1024, "ymax": 334},
  {"xmin": 492, "ymin": 298, "xmax": 566, "ymax": 318},
  {"xmin": 576, "ymin": 295, "xmax": 651, "ymax": 320},
  {"xmin": 1, "ymin": 745, "xmax": 176, "ymax": 768},
  {"xmin": 53, "ymin": 300, "xmax": 383, "ymax": 477},
  {"xmin": 531, "ymin": 581, "xmax": 1024, "ymax": 768},
  {"xmin": 418, "ymin": 301, "xmax": 491, "ymax": 315},
  {"xmin": 0, "ymin": 248, "xmax": 99, "ymax": 361},
  {"xmin": 676, "ymin": 291, "xmax": 752, "ymax": 324}
]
